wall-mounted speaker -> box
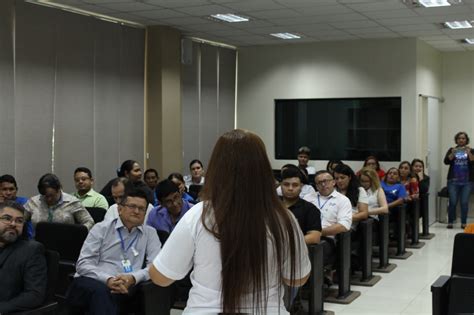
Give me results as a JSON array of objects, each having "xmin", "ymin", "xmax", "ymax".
[{"xmin": 181, "ymin": 38, "xmax": 193, "ymax": 65}]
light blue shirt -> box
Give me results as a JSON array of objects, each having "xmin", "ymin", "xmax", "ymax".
[{"xmin": 75, "ymin": 216, "xmax": 161, "ymax": 284}]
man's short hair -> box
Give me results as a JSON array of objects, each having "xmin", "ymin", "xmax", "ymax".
[
  {"xmin": 156, "ymin": 179, "xmax": 179, "ymax": 202},
  {"xmin": 0, "ymin": 200, "xmax": 25, "ymax": 215},
  {"xmin": 74, "ymin": 167, "xmax": 92, "ymax": 178},
  {"xmin": 144, "ymin": 168, "xmax": 159, "ymax": 178},
  {"xmin": 0, "ymin": 174, "xmax": 18, "ymax": 188},
  {"xmin": 298, "ymin": 146, "xmax": 311, "ymax": 156},
  {"xmin": 111, "ymin": 177, "xmax": 129, "ymax": 188},
  {"xmin": 37, "ymin": 174, "xmax": 62, "ymax": 195},
  {"xmin": 315, "ymin": 170, "xmax": 333, "ymax": 179},
  {"xmin": 281, "ymin": 167, "xmax": 304, "ymax": 183},
  {"xmin": 120, "ymin": 186, "xmax": 148, "ymax": 205}
]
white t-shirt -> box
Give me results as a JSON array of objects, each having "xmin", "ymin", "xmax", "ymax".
[
  {"xmin": 366, "ymin": 188, "xmax": 381, "ymax": 220},
  {"xmin": 316, "ymin": 190, "xmax": 352, "ymax": 232},
  {"xmin": 152, "ymin": 202, "xmax": 311, "ymax": 314},
  {"xmin": 352, "ymin": 187, "xmax": 369, "ymax": 215}
]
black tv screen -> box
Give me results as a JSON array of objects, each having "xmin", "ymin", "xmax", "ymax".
[{"xmin": 275, "ymin": 97, "xmax": 401, "ymax": 161}]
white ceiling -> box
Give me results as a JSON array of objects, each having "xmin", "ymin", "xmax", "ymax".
[{"xmin": 48, "ymin": 0, "xmax": 474, "ymax": 50}]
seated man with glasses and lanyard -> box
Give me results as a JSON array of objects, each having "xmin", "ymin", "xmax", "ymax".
[
  {"xmin": 66, "ymin": 187, "xmax": 161, "ymax": 314},
  {"xmin": 0, "ymin": 201, "xmax": 47, "ymax": 314},
  {"xmin": 314, "ymin": 170, "xmax": 352, "ymax": 269}
]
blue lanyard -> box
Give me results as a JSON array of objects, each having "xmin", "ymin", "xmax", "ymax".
[
  {"xmin": 117, "ymin": 229, "xmax": 139, "ymax": 256},
  {"xmin": 317, "ymin": 194, "xmax": 332, "ymax": 210}
]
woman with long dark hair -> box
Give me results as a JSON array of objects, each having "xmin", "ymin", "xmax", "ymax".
[
  {"xmin": 150, "ymin": 129, "xmax": 310, "ymax": 314},
  {"xmin": 398, "ymin": 161, "xmax": 419, "ymax": 201},
  {"xmin": 411, "ymin": 158, "xmax": 430, "ymax": 195},
  {"xmin": 357, "ymin": 155, "xmax": 385, "ymax": 179}
]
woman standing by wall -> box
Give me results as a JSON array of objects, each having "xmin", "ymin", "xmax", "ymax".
[{"xmin": 444, "ymin": 131, "xmax": 474, "ymax": 229}]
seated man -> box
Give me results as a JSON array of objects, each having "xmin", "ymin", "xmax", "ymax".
[
  {"xmin": 297, "ymin": 146, "xmax": 316, "ymax": 175},
  {"xmin": 314, "ymin": 170, "xmax": 352, "ymax": 266},
  {"xmin": 0, "ymin": 174, "xmax": 34, "ymax": 238},
  {"xmin": 0, "ymin": 201, "xmax": 47, "ymax": 313},
  {"xmin": 280, "ymin": 167, "xmax": 321, "ymax": 244},
  {"xmin": 147, "ymin": 179, "xmax": 193, "ymax": 234},
  {"xmin": 66, "ymin": 187, "xmax": 161, "ymax": 314},
  {"xmin": 104, "ymin": 178, "xmax": 153, "ymax": 222},
  {"xmin": 73, "ymin": 167, "xmax": 109, "ymax": 210}
]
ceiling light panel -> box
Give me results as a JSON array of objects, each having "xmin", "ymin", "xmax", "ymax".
[
  {"xmin": 418, "ymin": 0, "xmax": 451, "ymax": 7},
  {"xmin": 444, "ymin": 20, "xmax": 472, "ymax": 29},
  {"xmin": 270, "ymin": 32, "xmax": 301, "ymax": 39},
  {"xmin": 210, "ymin": 13, "xmax": 249, "ymax": 22}
]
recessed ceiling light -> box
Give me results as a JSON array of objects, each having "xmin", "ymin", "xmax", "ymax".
[
  {"xmin": 444, "ymin": 20, "xmax": 472, "ymax": 29},
  {"xmin": 464, "ymin": 38, "xmax": 474, "ymax": 44},
  {"xmin": 210, "ymin": 14, "xmax": 249, "ymax": 23},
  {"xmin": 418, "ymin": 0, "xmax": 451, "ymax": 7},
  {"xmin": 270, "ymin": 32, "xmax": 301, "ymax": 40}
]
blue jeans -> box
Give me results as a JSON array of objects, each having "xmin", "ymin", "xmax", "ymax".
[{"xmin": 447, "ymin": 181, "xmax": 472, "ymax": 224}]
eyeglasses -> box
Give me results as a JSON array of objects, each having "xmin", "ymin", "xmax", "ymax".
[
  {"xmin": 315, "ymin": 179, "xmax": 334, "ymax": 186},
  {"xmin": 0, "ymin": 215, "xmax": 25, "ymax": 225},
  {"xmin": 123, "ymin": 203, "xmax": 147, "ymax": 213}
]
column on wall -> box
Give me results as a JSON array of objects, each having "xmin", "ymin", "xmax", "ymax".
[{"xmin": 145, "ymin": 26, "xmax": 182, "ymax": 178}]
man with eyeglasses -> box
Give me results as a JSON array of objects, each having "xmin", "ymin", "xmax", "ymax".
[
  {"xmin": 0, "ymin": 201, "xmax": 47, "ymax": 314},
  {"xmin": 314, "ymin": 170, "xmax": 352, "ymax": 269},
  {"xmin": 66, "ymin": 187, "xmax": 161, "ymax": 314},
  {"xmin": 146, "ymin": 179, "xmax": 193, "ymax": 235}
]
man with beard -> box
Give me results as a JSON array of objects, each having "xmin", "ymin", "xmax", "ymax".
[{"xmin": 0, "ymin": 201, "xmax": 47, "ymax": 313}]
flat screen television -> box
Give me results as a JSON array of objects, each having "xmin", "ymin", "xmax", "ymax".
[{"xmin": 275, "ymin": 97, "xmax": 401, "ymax": 161}]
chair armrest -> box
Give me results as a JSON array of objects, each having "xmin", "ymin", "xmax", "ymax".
[
  {"xmin": 6, "ymin": 302, "xmax": 58, "ymax": 315},
  {"xmin": 431, "ymin": 275, "xmax": 450, "ymax": 315}
]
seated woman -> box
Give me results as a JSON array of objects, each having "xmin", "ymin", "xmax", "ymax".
[
  {"xmin": 411, "ymin": 158, "xmax": 430, "ymax": 196},
  {"xmin": 168, "ymin": 172, "xmax": 197, "ymax": 204},
  {"xmin": 326, "ymin": 160, "xmax": 343, "ymax": 175},
  {"xmin": 184, "ymin": 159, "xmax": 205, "ymax": 190},
  {"xmin": 333, "ymin": 164, "xmax": 369, "ymax": 229},
  {"xmin": 358, "ymin": 167, "xmax": 389, "ymax": 220},
  {"xmin": 25, "ymin": 173, "xmax": 94, "ymax": 230},
  {"xmin": 100, "ymin": 160, "xmax": 153, "ymax": 206},
  {"xmin": 399, "ymin": 161, "xmax": 419, "ymax": 201},
  {"xmin": 381, "ymin": 168, "xmax": 407, "ymax": 210},
  {"xmin": 357, "ymin": 155, "xmax": 385, "ymax": 179}
]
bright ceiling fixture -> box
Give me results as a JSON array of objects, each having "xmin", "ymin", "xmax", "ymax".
[
  {"xmin": 210, "ymin": 13, "xmax": 249, "ymax": 23},
  {"xmin": 444, "ymin": 20, "xmax": 472, "ymax": 29},
  {"xmin": 418, "ymin": 0, "xmax": 451, "ymax": 7},
  {"xmin": 464, "ymin": 38, "xmax": 474, "ymax": 44},
  {"xmin": 270, "ymin": 32, "xmax": 301, "ymax": 39}
]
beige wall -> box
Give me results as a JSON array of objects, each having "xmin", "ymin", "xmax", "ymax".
[
  {"xmin": 441, "ymin": 52, "xmax": 474, "ymax": 181},
  {"xmin": 145, "ymin": 26, "xmax": 182, "ymax": 178},
  {"xmin": 237, "ymin": 38, "xmax": 419, "ymax": 172}
]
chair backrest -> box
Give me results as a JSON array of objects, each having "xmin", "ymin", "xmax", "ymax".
[
  {"xmin": 44, "ymin": 250, "xmax": 60, "ymax": 302},
  {"xmin": 85, "ymin": 207, "xmax": 107, "ymax": 223},
  {"xmin": 448, "ymin": 275, "xmax": 474, "ymax": 315},
  {"xmin": 188, "ymin": 185, "xmax": 202, "ymax": 197},
  {"xmin": 156, "ymin": 230, "xmax": 169, "ymax": 245},
  {"xmin": 451, "ymin": 233, "xmax": 474, "ymax": 276},
  {"xmin": 35, "ymin": 222, "xmax": 88, "ymax": 262}
]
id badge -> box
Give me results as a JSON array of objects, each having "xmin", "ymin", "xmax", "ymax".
[{"xmin": 121, "ymin": 259, "xmax": 133, "ymax": 273}]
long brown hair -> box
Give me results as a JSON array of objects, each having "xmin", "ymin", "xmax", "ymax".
[{"xmin": 200, "ymin": 129, "xmax": 300, "ymax": 314}]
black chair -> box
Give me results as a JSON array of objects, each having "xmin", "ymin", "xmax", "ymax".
[
  {"xmin": 324, "ymin": 231, "xmax": 361, "ymax": 304},
  {"xmin": 35, "ymin": 222, "xmax": 89, "ymax": 297},
  {"xmin": 388, "ymin": 204, "xmax": 412, "ymax": 259},
  {"xmin": 157, "ymin": 230, "xmax": 170, "ymax": 245},
  {"xmin": 8, "ymin": 250, "xmax": 60, "ymax": 315},
  {"xmin": 85, "ymin": 207, "xmax": 107, "ymax": 223},
  {"xmin": 306, "ymin": 242, "xmax": 334, "ymax": 315},
  {"xmin": 372, "ymin": 214, "xmax": 397, "ymax": 273},
  {"xmin": 431, "ymin": 233, "xmax": 474, "ymax": 315},
  {"xmin": 351, "ymin": 218, "xmax": 381, "ymax": 286},
  {"xmin": 405, "ymin": 200, "xmax": 425, "ymax": 249},
  {"xmin": 419, "ymin": 193, "xmax": 435, "ymax": 239},
  {"xmin": 188, "ymin": 185, "xmax": 202, "ymax": 200}
]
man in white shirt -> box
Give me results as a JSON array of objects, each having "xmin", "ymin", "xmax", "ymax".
[
  {"xmin": 314, "ymin": 170, "xmax": 352, "ymax": 266},
  {"xmin": 297, "ymin": 146, "xmax": 316, "ymax": 175}
]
